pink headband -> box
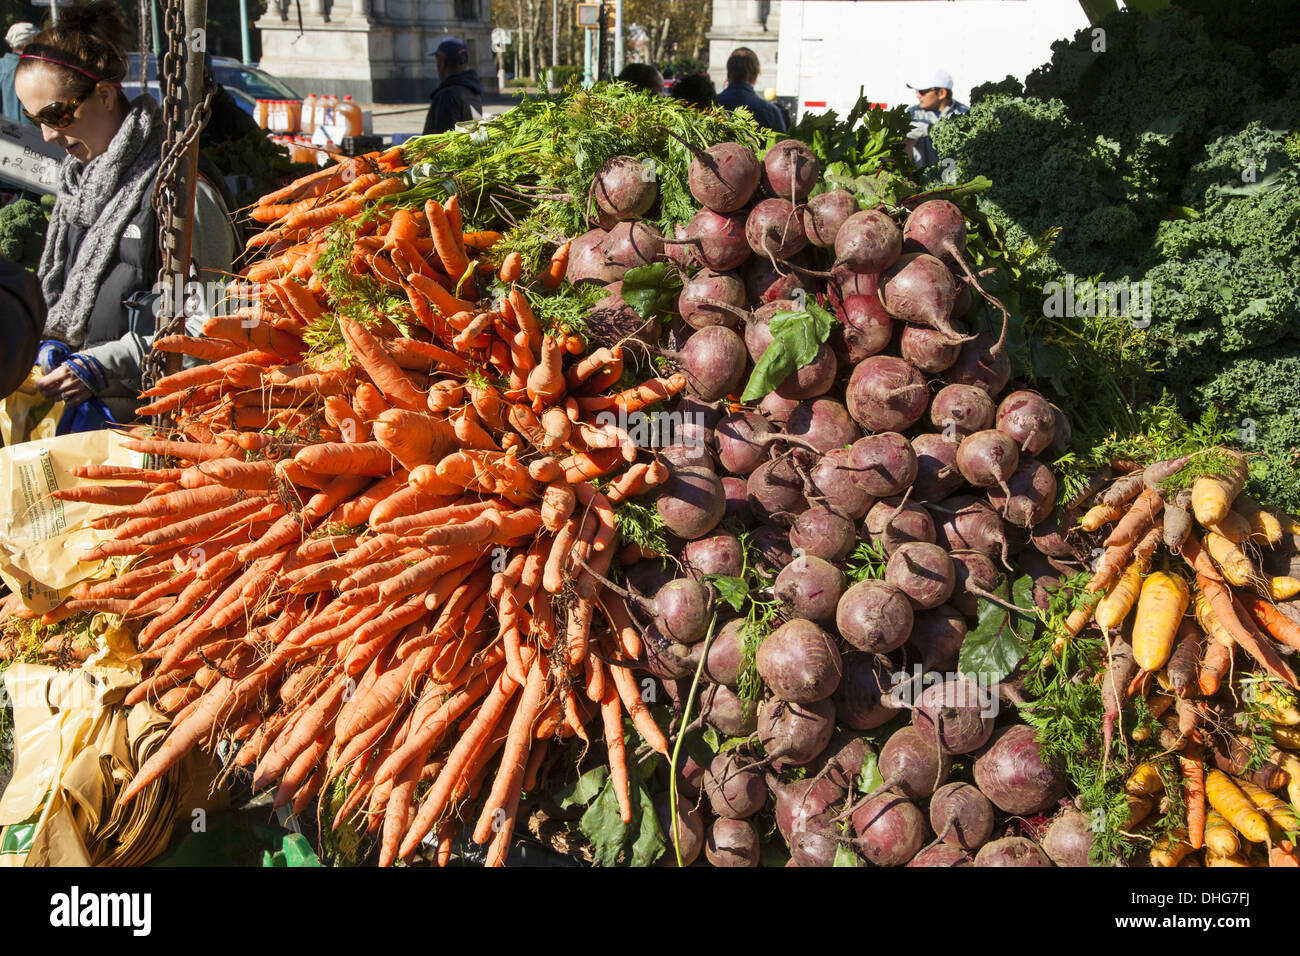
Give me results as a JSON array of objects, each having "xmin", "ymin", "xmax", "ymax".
[{"xmin": 19, "ymin": 53, "xmax": 120, "ymax": 87}]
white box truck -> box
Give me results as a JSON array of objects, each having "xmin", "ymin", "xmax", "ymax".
[{"xmin": 774, "ymin": 0, "xmax": 1092, "ymax": 123}]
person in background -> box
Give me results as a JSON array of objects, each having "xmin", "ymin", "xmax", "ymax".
[
  {"xmin": 15, "ymin": 1, "xmax": 236, "ymax": 427},
  {"xmin": 0, "ymin": 254, "xmax": 44, "ymax": 418},
  {"xmin": 671, "ymin": 72, "xmax": 716, "ymax": 110},
  {"xmin": 716, "ymin": 47, "xmax": 785, "ymax": 133},
  {"xmin": 905, "ymin": 68, "xmax": 969, "ymax": 169},
  {"xmin": 1, "ymin": 22, "xmax": 40, "ymax": 124},
  {"xmin": 616, "ymin": 62, "xmax": 663, "ymax": 97},
  {"xmin": 423, "ymin": 36, "xmax": 483, "ymax": 135}
]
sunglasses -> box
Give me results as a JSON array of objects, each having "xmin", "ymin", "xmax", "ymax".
[
  {"xmin": 22, "ymin": 85, "xmax": 96, "ymax": 130},
  {"xmin": 916, "ymin": 88, "xmax": 938, "ymax": 95}
]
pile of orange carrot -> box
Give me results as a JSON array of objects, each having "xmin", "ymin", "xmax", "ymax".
[{"xmin": 3, "ymin": 156, "xmax": 688, "ymax": 867}]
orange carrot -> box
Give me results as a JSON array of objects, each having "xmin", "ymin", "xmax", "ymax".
[
  {"xmin": 1198, "ymin": 638, "xmax": 1233, "ymax": 696},
  {"xmin": 509, "ymin": 285, "xmax": 542, "ymax": 355},
  {"xmin": 576, "ymin": 373, "xmax": 688, "ymax": 413},
  {"xmin": 526, "ymin": 335, "xmax": 565, "ymax": 410},
  {"xmin": 406, "ymin": 271, "xmax": 476, "ymax": 319},
  {"xmin": 1196, "ymin": 572, "xmax": 1298, "ymax": 689},
  {"xmin": 472, "ymin": 659, "xmax": 545, "ymax": 845},
  {"xmin": 371, "ymin": 409, "xmax": 458, "ymax": 472},
  {"xmin": 1181, "ymin": 755, "xmax": 1206, "ymax": 850},
  {"xmin": 50, "ymin": 484, "xmax": 152, "ymax": 506},
  {"xmin": 601, "ymin": 685, "xmax": 633, "ymax": 824},
  {"xmin": 362, "ymin": 177, "xmax": 406, "ymax": 201},
  {"xmin": 424, "ymin": 199, "xmax": 470, "ymax": 279},
  {"xmin": 337, "ymin": 316, "xmax": 426, "ymax": 412},
  {"xmin": 540, "ymin": 240, "xmax": 571, "ymax": 289},
  {"xmin": 461, "ymin": 230, "xmax": 503, "ymax": 250},
  {"xmin": 557, "ymin": 447, "xmax": 623, "ymax": 483},
  {"xmin": 294, "ymin": 441, "xmax": 396, "ymax": 476},
  {"xmin": 1239, "ymin": 593, "xmax": 1300, "ymax": 651},
  {"xmin": 398, "ymin": 668, "xmax": 521, "ymax": 858},
  {"xmin": 498, "ymin": 251, "xmax": 523, "ymax": 284},
  {"xmin": 388, "ymin": 336, "xmax": 470, "ymax": 373}
]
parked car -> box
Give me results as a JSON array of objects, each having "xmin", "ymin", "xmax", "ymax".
[{"xmin": 123, "ymin": 55, "xmax": 302, "ymax": 118}]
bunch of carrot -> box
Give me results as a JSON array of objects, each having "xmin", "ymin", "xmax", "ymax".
[
  {"xmin": 1067, "ymin": 448, "xmax": 1300, "ymax": 866},
  {"xmin": 7, "ymin": 156, "xmax": 688, "ymax": 867}
]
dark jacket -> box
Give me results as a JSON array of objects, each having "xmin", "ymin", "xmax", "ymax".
[
  {"xmin": 0, "ymin": 254, "xmax": 43, "ymax": 403},
  {"xmin": 716, "ymin": 81, "xmax": 787, "ymax": 133},
  {"xmin": 64, "ymin": 194, "xmax": 159, "ymax": 356},
  {"xmin": 423, "ymin": 69, "xmax": 484, "ymax": 135}
]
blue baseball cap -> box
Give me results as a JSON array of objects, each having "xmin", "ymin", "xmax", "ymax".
[{"xmin": 432, "ymin": 36, "xmax": 469, "ymax": 61}]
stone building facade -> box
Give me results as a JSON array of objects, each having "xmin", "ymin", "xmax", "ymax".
[{"xmin": 257, "ymin": 0, "xmax": 495, "ymax": 102}]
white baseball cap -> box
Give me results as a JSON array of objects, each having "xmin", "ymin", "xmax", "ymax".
[
  {"xmin": 908, "ymin": 68, "xmax": 954, "ymax": 92},
  {"xmin": 6, "ymin": 22, "xmax": 39, "ymax": 49}
]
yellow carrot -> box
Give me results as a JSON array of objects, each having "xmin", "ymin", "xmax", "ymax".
[
  {"xmin": 1264, "ymin": 575, "xmax": 1300, "ymax": 601},
  {"xmin": 1095, "ymin": 560, "xmax": 1145, "ymax": 631},
  {"xmin": 1191, "ymin": 451, "xmax": 1248, "ymax": 527},
  {"xmin": 1272, "ymin": 724, "xmax": 1300, "ymax": 749},
  {"xmin": 1274, "ymin": 752, "xmax": 1300, "ymax": 808},
  {"xmin": 1203, "ymin": 808, "xmax": 1240, "ymax": 857},
  {"xmin": 1207, "ymin": 510, "xmax": 1252, "ymax": 543},
  {"xmin": 1237, "ymin": 779, "xmax": 1298, "ymax": 834},
  {"xmin": 1253, "ymin": 682, "xmax": 1300, "ymax": 725},
  {"xmin": 1080, "ymin": 503, "xmax": 1125, "ymax": 532},
  {"xmin": 1131, "ymin": 571, "xmax": 1190, "ymax": 672},
  {"xmin": 1205, "ymin": 851, "xmax": 1252, "ymax": 867},
  {"xmin": 1126, "ymin": 761, "xmax": 1165, "ymax": 797},
  {"xmin": 1149, "ymin": 827, "xmax": 1194, "ymax": 867},
  {"xmin": 1203, "ymin": 532, "xmax": 1255, "ymax": 587},
  {"xmin": 1204, "ymin": 769, "xmax": 1270, "ymax": 843}
]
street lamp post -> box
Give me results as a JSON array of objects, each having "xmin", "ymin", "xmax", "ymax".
[{"xmin": 613, "ymin": 0, "xmax": 623, "ymax": 76}]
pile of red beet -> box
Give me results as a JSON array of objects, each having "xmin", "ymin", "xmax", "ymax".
[{"xmin": 570, "ymin": 137, "xmax": 1089, "ymax": 866}]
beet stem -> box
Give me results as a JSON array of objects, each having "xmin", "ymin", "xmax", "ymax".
[
  {"xmin": 687, "ymin": 297, "xmax": 750, "ymax": 321},
  {"xmin": 778, "ymin": 259, "xmax": 834, "ymax": 279},
  {"xmin": 966, "ymin": 583, "xmax": 1037, "ymax": 616},
  {"xmin": 948, "ymin": 246, "xmax": 1010, "ymax": 358}
]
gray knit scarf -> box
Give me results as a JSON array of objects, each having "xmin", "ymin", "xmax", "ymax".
[{"xmin": 38, "ymin": 94, "xmax": 164, "ymax": 349}]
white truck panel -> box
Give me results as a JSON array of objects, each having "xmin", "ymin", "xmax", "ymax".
[{"xmin": 776, "ymin": 0, "xmax": 1092, "ymax": 121}]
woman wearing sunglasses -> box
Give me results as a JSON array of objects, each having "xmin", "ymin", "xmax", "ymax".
[{"xmin": 12, "ymin": 1, "xmax": 235, "ymax": 427}]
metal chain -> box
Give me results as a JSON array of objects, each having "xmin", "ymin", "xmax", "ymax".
[{"xmin": 142, "ymin": 0, "xmax": 216, "ymax": 393}]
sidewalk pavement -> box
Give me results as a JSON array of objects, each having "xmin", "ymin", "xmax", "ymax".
[{"xmin": 360, "ymin": 90, "xmax": 544, "ymax": 137}]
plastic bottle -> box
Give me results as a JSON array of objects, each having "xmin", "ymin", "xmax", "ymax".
[
  {"xmin": 288, "ymin": 98, "xmax": 301, "ymax": 133},
  {"xmin": 322, "ymin": 94, "xmax": 339, "ymax": 132},
  {"xmin": 301, "ymin": 93, "xmax": 316, "ymax": 134},
  {"xmin": 255, "ymin": 98, "xmax": 268, "ymax": 129},
  {"xmin": 337, "ymin": 95, "xmax": 363, "ymax": 137}
]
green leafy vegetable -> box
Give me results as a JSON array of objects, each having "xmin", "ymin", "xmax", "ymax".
[
  {"xmin": 858, "ymin": 749, "xmax": 884, "ymax": 795},
  {"xmin": 958, "ymin": 574, "xmax": 1037, "ymax": 684},
  {"xmin": 740, "ymin": 302, "xmax": 836, "ymax": 402},
  {"xmin": 833, "ymin": 843, "xmax": 862, "ymax": 867},
  {"xmin": 621, "ymin": 263, "xmax": 683, "ymax": 318},
  {"xmin": 707, "ymin": 574, "xmax": 749, "ymax": 613}
]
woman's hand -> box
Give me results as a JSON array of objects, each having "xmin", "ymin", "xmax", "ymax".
[{"xmin": 35, "ymin": 365, "xmax": 93, "ymax": 404}]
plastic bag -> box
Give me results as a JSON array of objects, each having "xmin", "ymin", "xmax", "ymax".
[{"xmin": 0, "ymin": 367, "xmax": 64, "ymax": 448}]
